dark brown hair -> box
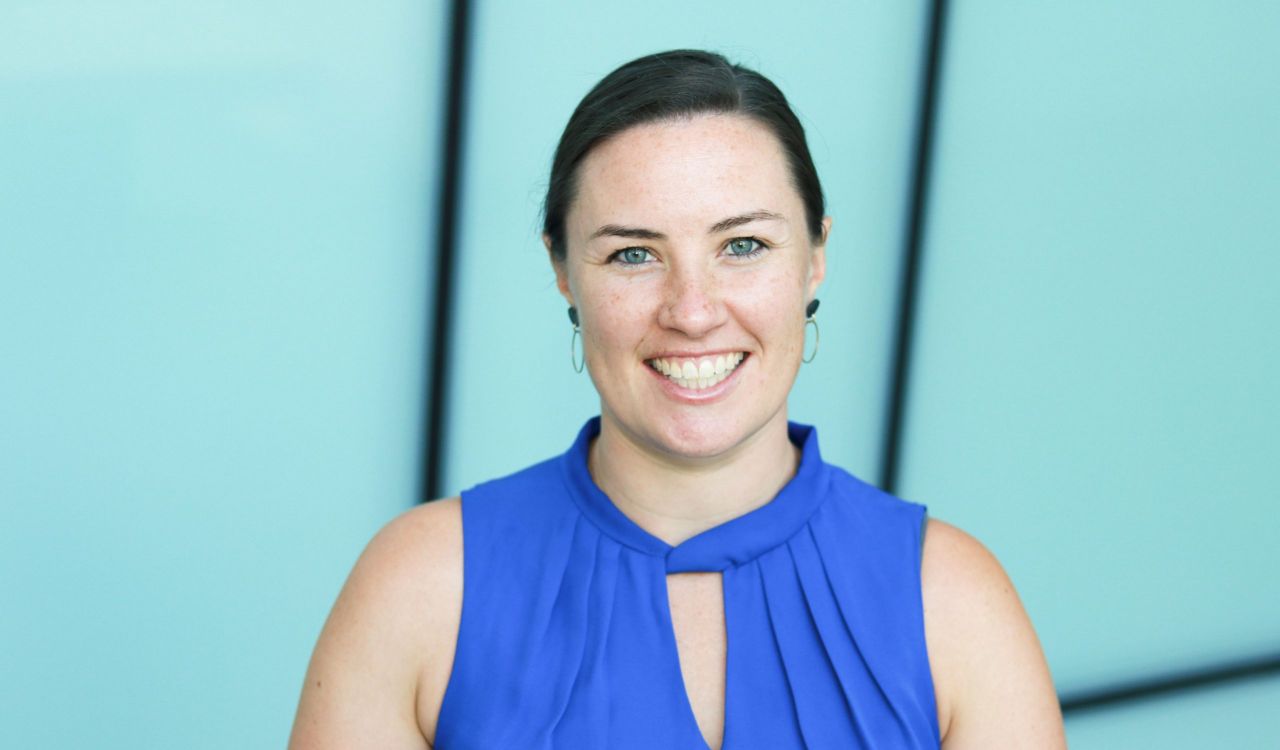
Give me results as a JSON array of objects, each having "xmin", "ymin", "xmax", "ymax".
[{"xmin": 542, "ymin": 49, "xmax": 826, "ymax": 262}]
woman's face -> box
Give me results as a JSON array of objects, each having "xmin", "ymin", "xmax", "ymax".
[{"xmin": 549, "ymin": 113, "xmax": 829, "ymax": 461}]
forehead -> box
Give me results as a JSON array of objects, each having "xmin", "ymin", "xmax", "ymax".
[{"xmin": 568, "ymin": 114, "xmax": 799, "ymax": 234}]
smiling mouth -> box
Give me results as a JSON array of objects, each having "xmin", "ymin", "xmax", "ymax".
[{"xmin": 645, "ymin": 352, "xmax": 748, "ymax": 390}]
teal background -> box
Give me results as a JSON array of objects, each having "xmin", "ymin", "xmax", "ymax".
[
  {"xmin": 2, "ymin": 1, "xmax": 1276, "ymax": 747},
  {"xmin": 902, "ymin": 0, "xmax": 1280, "ymax": 701},
  {"xmin": 1, "ymin": 2, "xmax": 446, "ymax": 746}
]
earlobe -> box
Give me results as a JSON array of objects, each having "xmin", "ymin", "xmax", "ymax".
[
  {"xmin": 544, "ymin": 233, "xmax": 573, "ymax": 303},
  {"xmin": 807, "ymin": 220, "xmax": 830, "ymax": 296},
  {"xmin": 811, "ymin": 243, "xmax": 827, "ymax": 279},
  {"xmin": 552, "ymin": 264, "xmax": 573, "ymax": 305}
]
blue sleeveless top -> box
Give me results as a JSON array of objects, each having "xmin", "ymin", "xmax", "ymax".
[{"xmin": 435, "ymin": 417, "xmax": 940, "ymax": 749}]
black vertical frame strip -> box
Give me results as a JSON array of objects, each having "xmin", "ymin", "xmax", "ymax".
[
  {"xmin": 878, "ymin": 0, "xmax": 1280, "ymax": 715},
  {"xmin": 880, "ymin": 0, "xmax": 948, "ymax": 495},
  {"xmin": 424, "ymin": 0, "xmax": 472, "ymax": 503}
]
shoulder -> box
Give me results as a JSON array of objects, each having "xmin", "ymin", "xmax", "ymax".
[
  {"xmin": 920, "ymin": 518, "xmax": 1004, "ymax": 605},
  {"xmin": 376, "ymin": 496, "xmax": 464, "ymax": 571},
  {"xmin": 345, "ymin": 497, "xmax": 463, "ymax": 629},
  {"xmin": 289, "ymin": 498, "xmax": 462, "ymax": 749},
  {"xmin": 316, "ymin": 495, "xmax": 463, "ymax": 663},
  {"xmin": 920, "ymin": 518, "xmax": 1066, "ymax": 748},
  {"xmin": 365, "ymin": 499, "xmax": 464, "ymax": 742}
]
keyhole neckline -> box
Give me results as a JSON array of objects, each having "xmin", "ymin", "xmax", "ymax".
[{"xmin": 559, "ymin": 416, "xmax": 833, "ymax": 573}]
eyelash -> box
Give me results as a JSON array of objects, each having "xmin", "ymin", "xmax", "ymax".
[{"xmin": 608, "ymin": 237, "xmax": 769, "ymax": 267}]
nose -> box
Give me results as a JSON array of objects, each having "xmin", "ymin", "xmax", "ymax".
[{"xmin": 657, "ymin": 263, "xmax": 725, "ymax": 337}]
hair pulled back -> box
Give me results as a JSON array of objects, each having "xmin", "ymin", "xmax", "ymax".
[{"xmin": 542, "ymin": 49, "xmax": 826, "ymax": 262}]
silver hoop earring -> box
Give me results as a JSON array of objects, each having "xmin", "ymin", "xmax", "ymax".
[
  {"xmin": 802, "ymin": 298, "xmax": 820, "ymax": 364},
  {"xmin": 568, "ymin": 306, "xmax": 585, "ymax": 373}
]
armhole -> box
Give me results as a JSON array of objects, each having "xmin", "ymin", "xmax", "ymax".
[
  {"xmin": 913, "ymin": 506, "xmax": 943, "ymax": 745},
  {"xmin": 429, "ymin": 493, "xmax": 468, "ymax": 747},
  {"xmin": 919, "ymin": 509, "xmax": 929, "ymax": 567}
]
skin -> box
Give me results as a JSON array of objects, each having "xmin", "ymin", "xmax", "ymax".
[
  {"xmin": 288, "ymin": 113, "xmax": 1066, "ymax": 749},
  {"xmin": 552, "ymin": 113, "xmax": 830, "ymax": 547}
]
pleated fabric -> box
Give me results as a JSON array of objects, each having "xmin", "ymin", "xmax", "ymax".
[{"xmin": 435, "ymin": 416, "xmax": 940, "ymax": 749}]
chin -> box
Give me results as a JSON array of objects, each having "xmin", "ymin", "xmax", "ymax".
[{"xmin": 647, "ymin": 410, "xmax": 756, "ymax": 460}]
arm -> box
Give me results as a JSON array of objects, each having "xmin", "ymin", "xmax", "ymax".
[
  {"xmin": 921, "ymin": 518, "xmax": 1066, "ymax": 749},
  {"xmin": 288, "ymin": 498, "xmax": 463, "ymax": 750}
]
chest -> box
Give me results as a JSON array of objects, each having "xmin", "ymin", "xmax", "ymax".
[
  {"xmin": 434, "ymin": 486, "xmax": 940, "ymax": 749},
  {"xmin": 666, "ymin": 571, "xmax": 726, "ymax": 750}
]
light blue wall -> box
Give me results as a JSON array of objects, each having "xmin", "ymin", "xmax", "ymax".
[
  {"xmin": 1065, "ymin": 674, "xmax": 1280, "ymax": 749},
  {"xmin": 442, "ymin": 0, "xmax": 929, "ymax": 496},
  {"xmin": 900, "ymin": 0, "xmax": 1280, "ymax": 699},
  {"xmin": 0, "ymin": 2, "xmax": 446, "ymax": 746}
]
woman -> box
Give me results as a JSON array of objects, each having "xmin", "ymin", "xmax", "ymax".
[{"xmin": 290, "ymin": 50, "xmax": 1065, "ymax": 749}]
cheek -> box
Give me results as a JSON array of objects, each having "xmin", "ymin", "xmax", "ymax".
[
  {"xmin": 585, "ymin": 287, "xmax": 651, "ymax": 354},
  {"xmin": 726, "ymin": 266, "xmax": 805, "ymax": 317}
]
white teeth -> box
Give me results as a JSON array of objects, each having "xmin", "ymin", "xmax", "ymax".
[{"xmin": 647, "ymin": 353, "xmax": 747, "ymax": 391}]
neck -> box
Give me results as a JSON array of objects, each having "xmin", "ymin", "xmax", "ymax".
[{"xmin": 588, "ymin": 409, "xmax": 802, "ymax": 548}]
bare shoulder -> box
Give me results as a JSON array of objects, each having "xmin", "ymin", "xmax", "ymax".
[
  {"xmin": 378, "ymin": 496, "xmax": 463, "ymax": 584},
  {"xmin": 289, "ymin": 497, "xmax": 463, "ymax": 750},
  {"xmin": 920, "ymin": 518, "xmax": 1065, "ymax": 749},
  {"xmin": 332, "ymin": 497, "xmax": 463, "ymax": 662}
]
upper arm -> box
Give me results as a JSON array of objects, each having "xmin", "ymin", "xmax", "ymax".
[
  {"xmin": 288, "ymin": 497, "xmax": 463, "ymax": 750},
  {"xmin": 921, "ymin": 518, "xmax": 1066, "ymax": 749}
]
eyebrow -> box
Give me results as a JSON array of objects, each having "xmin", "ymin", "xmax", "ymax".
[{"xmin": 588, "ymin": 209, "xmax": 786, "ymax": 242}]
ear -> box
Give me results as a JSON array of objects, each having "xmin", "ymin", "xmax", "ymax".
[
  {"xmin": 544, "ymin": 232, "xmax": 574, "ymax": 306},
  {"xmin": 805, "ymin": 216, "xmax": 832, "ymax": 300}
]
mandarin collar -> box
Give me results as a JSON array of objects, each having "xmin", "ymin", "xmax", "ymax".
[{"xmin": 559, "ymin": 416, "xmax": 833, "ymax": 572}]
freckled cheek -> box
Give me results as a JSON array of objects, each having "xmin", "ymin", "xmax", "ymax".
[
  {"xmin": 584, "ymin": 293, "xmax": 651, "ymax": 362},
  {"xmin": 730, "ymin": 276, "xmax": 806, "ymax": 354}
]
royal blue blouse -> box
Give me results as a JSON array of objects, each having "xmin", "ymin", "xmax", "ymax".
[{"xmin": 435, "ymin": 416, "xmax": 940, "ymax": 748}]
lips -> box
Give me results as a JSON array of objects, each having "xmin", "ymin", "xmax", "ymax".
[{"xmin": 646, "ymin": 352, "xmax": 747, "ymax": 391}]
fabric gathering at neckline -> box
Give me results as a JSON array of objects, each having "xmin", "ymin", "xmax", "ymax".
[{"xmin": 557, "ymin": 415, "xmax": 835, "ymax": 573}]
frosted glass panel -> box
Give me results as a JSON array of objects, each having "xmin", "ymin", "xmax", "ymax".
[
  {"xmin": 0, "ymin": 3, "xmax": 445, "ymax": 747},
  {"xmin": 445, "ymin": 0, "xmax": 928, "ymax": 494},
  {"xmin": 901, "ymin": 1, "xmax": 1280, "ymax": 692}
]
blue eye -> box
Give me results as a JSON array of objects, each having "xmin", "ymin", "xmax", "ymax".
[
  {"xmin": 726, "ymin": 237, "xmax": 767, "ymax": 258},
  {"xmin": 612, "ymin": 247, "xmax": 652, "ymax": 265}
]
